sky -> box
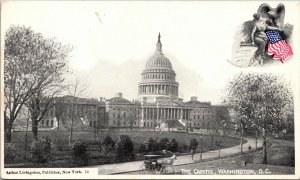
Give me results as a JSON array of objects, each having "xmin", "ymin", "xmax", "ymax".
[{"xmin": 2, "ymin": 1, "xmax": 300, "ymax": 104}]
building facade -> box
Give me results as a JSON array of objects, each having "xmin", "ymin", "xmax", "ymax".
[
  {"xmin": 31, "ymin": 33, "xmax": 217, "ymax": 131},
  {"xmin": 39, "ymin": 96, "xmax": 106, "ymax": 130},
  {"xmin": 105, "ymin": 93, "xmax": 141, "ymax": 128}
]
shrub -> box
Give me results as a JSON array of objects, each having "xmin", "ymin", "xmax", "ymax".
[
  {"xmin": 189, "ymin": 138, "xmax": 199, "ymax": 150},
  {"xmin": 28, "ymin": 137, "xmax": 53, "ymax": 163},
  {"xmin": 53, "ymin": 135, "xmax": 64, "ymax": 151},
  {"xmin": 4, "ymin": 143, "xmax": 16, "ymax": 162},
  {"xmin": 143, "ymin": 138, "xmax": 159, "ymax": 153},
  {"xmin": 159, "ymin": 138, "xmax": 170, "ymax": 151},
  {"xmin": 138, "ymin": 144, "xmax": 146, "ymax": 153},
  {"xmin": 179, "ymin": 144, "xmax": 188, "ymax": 153},
  {"xmin": 102, "ymin": 135, "xmax": 115, "ymax": 154},
  {"xmin": 71, "ymin": 139, "xmax": 88, "ymax": 166},
  {"xmin": 167, "ymin": 138, "xmax": 179, "ymax": 152},
  {"xmin": 115, "ymin": 135, "xmax": 134, "ymax": 162}
]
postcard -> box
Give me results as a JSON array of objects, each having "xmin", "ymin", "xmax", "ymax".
[{"xmin": 1, "ymin": 1, "xmax": 299, "ymax": 179}]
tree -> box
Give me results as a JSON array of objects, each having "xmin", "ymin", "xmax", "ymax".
[
  {"xmin": 167, "ymin": 138, "xmax": 179, "ymax": 152},
  {"xmin": 4, "ymin": 25, "xmax": 71, "ymax": 142},
  {"xmin": 53, "ymin": 97, "xmax": 66, "ymax": 132},
  {"xmin": 189, "ymin": 138, "xmax": 199, "ymax": 150},
  {"xmin": 159, "ymin": 137, "xmax": 170, "ymax": 151},
  {"xmin": 143, "ymin": 138, "xmax": 159, "ymax": 153},
  {"xmin": 226, "ymin": 73, "xmax": 292, "ymax": 164},
  {"xmin": 66, "ymin": 77, "xmax": 88, "ymax": 146},
  {"xmin": 102, "ymin": 135, "xmax": 115, "ymax": 154},
  {"xmin": 115, "ymin": 135, "xmax": 134, "ymax": 162},
  {"xmin": 209, "ymin": 106, "xmax": 230, "ymax": 148},
  {"xmin": 27, "ymin": 85, "xmax": 64, "ymax": 140}
]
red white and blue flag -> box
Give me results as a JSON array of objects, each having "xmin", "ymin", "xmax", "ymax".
[{"xmin": 265, "ymin": 30, "xmax": 293, "ymax": 63}]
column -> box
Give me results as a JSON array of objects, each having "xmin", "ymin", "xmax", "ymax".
[
  {"xmin": 167, "ymin": 108, "xmax": 169, "ymax": 120},
  {"xmin": 152, "ymin": 108, "xmax": 155, "ymax": 120},
  {"xmin": 180, "ymin": 108, "xmax": 183, "ymax": 119},
  {"xmin": 166, "ymin": 85, "xmax": 168, "ymax": 95}
]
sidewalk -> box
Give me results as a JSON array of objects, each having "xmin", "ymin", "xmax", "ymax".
[{"xmin": 94, "ymin": 138, "xmax": 262, "ymax": 174}]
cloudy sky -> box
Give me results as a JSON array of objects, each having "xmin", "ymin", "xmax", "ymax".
[{"xmin": 2, "ymin": 1, "xmax": 299, "ymax": 104}]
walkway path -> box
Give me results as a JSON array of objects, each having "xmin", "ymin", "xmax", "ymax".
[{"xmin": 94, "ymin": 138, "xmax": 262, "ymax": 174}]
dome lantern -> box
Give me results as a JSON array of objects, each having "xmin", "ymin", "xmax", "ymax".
[{"xmin": 156, "ymin": 32, "xmax": 162, "ymax": 53}]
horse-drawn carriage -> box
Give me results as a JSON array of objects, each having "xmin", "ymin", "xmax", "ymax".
[{"xmin": 140, "ymin": 154, "xmax": 177, "ymax": 174}]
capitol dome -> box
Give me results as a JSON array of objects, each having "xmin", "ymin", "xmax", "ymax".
[
  {"xmin": 145, "ymin": 53, "xmax": 173, "ymax": 70},
  {"xmin": 138, "ymin": 33, "xmax": 179, "ymax": 102}
]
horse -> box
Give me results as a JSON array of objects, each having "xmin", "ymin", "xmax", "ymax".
[{"xmin": 159, "ymin": 154, "xmax": 177, "ymax": 174}]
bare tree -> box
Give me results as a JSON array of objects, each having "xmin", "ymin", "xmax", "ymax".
[
  {"xmin": 53, "ymin": 97, "xmax": 66, "ymax": 132},
  {"xmin": 226, "ymin": 73, "xmax": 293, "ymax": 164},
  {"xmin": 26, "ymin": 84, "xmax": 65, "ymax": 140},
  {"xmin": 4, "ymin": 25, "xmax": 71, "ymax": 142},
  {"xmin": 209, "ymin": 107, "xmax": 230, "ymax": 148},
  {"xmin": 66, "ymin": 77, "xmax": 88, "ymax": 146}
]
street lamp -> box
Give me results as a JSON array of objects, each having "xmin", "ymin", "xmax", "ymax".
[{"xmin": 200, "ymin": 132, "xmax": 203, "ymax": 162}]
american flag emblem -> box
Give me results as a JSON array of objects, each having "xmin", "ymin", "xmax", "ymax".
[{"xmin": 265, "ymin": 30, "xmax": 293, "ymax": 63}]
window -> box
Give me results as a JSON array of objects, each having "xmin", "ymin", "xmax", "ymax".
[
  {"xmin": 94, "ymin": 121, "xmax": 96, "ymax": 128},
  {"xmin": 46, "ymin": 120, "xmax": 49, "ymax": 127},
  {"xmin": 51, "ymin": 120, "xmax": 54, "ymax": 127},
  {"xmin": 123, "ymin": 112, "xmax": 126, "ymax": 117},
  {"xmin": 144, "ymin": 122, "xmax": 146, "ymax": 127},
  {"xmin": 89, "ymin": 121, "xmax": 92, "ymax": 127}
]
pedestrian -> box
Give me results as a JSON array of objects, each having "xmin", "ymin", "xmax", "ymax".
[{"xmin": 191, "ymin": 149, "xmax": 194, "ymax": 160}]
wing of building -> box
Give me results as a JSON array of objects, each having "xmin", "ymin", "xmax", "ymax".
[
  {"xmin": 106, "ymin": 33, "xmax": 217, "ymax": 131},
  {"xmin": 14, "ymin": 33, "xmax": 219, "ymax": 132}
]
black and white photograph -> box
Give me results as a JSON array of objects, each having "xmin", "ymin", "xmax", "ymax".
[{"xmin": 0, "ymin": 1, "xmax": 299, "ymax": 179}]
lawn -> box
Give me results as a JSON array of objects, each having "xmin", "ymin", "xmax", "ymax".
[
  {"xmin": 126, "ymin": 139, "xmax": 295, "ymax": 175},
  {"xmin": 5, "ymin": 130, "xmax": 242, "ymax": 167}
]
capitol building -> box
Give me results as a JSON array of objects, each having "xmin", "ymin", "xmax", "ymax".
[
  {"xmin": 105, "ymin": 33, "xmax": 216, "ymax": 131},
  {"xmin": 32, "ymin": 33, "xmax": 218, "ymax": 132}
]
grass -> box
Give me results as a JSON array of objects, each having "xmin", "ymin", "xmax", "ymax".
[
  {"xmin": 5, "ymin": 130, "xmax": 241, "ymax": 167},
  {"xmin": 126, "ymin": 139, "xmax": 295, "ymax": 175}
]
